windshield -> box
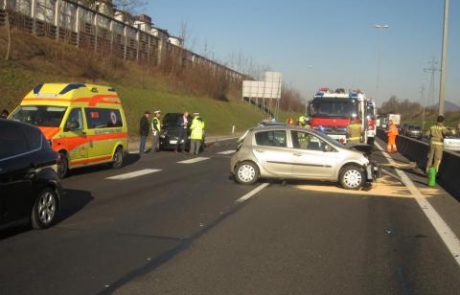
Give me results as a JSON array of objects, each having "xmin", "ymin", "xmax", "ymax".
[
  {"xmin": 310, "ymin": 99, "xmax": 358, "ymax": 118},
  {"xmin": 11, "ymin": 106, "xmax": 67, "ymax": 127},
  {"xmin": 162, "ymin": 113, "xmax": 190, "ymax": 127}
]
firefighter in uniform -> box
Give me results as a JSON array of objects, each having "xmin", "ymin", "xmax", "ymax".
[
  {"xmin": 190, "ymin": 113, "xmax": 205, "ymax": 155},
  {"xmin": 347, "ymin": 118, "xmax": 362, "ymax": 143},
  {"xmin": 386, "ymin": 120, "xmax": 399, "ymax": 153},
  {"xmin": 151, "ymin": 110, "xmax": 161, "ymax": 152},
  {"xmin": 298, "ymin": 115, "xmax": 311, "ymax": 129},
  {"xmin": 426, "ymin": 115, "xmax": 453, "ymax": 173}
]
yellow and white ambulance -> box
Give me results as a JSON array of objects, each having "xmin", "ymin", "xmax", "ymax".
[{"xmin": 10, "ymin": 83, "xmax": 129, "ymax": 177}]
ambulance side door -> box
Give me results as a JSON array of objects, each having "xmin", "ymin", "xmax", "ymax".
[{"xmin": 62, "ymin": 108, "xmax": 88, "ymax": 163}]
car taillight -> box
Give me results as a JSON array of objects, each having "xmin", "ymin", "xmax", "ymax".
[{"xmin": 339, "ymin": 138, "xmax": 345, "ymax": 144}]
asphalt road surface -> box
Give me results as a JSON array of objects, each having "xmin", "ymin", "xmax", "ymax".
[{"xmin": 1, "ymin": 139, "xmax": 459, "ymax": 295}]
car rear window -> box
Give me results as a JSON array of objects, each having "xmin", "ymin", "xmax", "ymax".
[
  {"xmin": 0, "ymin": 124, "xmax": 29, "ymax": 160},
  {"xmin": 255, "ymin": 130, "xmax": 287, "ymax": 147},
  {"xmin": 23, "ymin": 125, "xmax": 43, "ymax": 150}
]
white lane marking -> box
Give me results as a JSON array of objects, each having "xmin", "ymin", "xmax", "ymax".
[
  {"xmin": 177, "ymin": 157, "xmax": 210, "ymax": 164},
  {"xmin": 106, "ymin": 169, "xmax": 162, "ymax": 180},
  {"xmin": 217, "ymin": 150, "xmax": 236, "ymax": 155},
  {"xmin": 375, "ymin": 142, "xmax": 460, "ymax": 266},
  {"xmin": 236, "ymin": 183, "xmax": 270, "ymax": 203}
]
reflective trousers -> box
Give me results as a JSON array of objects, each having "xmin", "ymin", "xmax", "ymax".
[{"xmin": 427, "ymin": 143, "xmax": 443, "ymax": 172}]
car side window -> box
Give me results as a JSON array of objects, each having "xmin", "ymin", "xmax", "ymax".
[
  {"xmin": 291, "ymin": 131, "xmax": 323, "ymax": 151},
  {"xmin": 85, "ymin": 108, "xmax": 123, "ymax": 129},
  {"xmin": 0, "ymin": 125, "xmax": 29, "ymax": 160},
  {"xmin": 255, "ymin": 130, "xmax": 287, "ymax": 147},
  {"xmin": 65, "ymin": 108, "xmax": 83, "ymax": 131}
]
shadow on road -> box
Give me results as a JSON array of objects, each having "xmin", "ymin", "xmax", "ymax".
[
  {"xmin": 67, "ymin": 153, "xmax": 140, "ymax": 178},
  {"xmin": 0, "ymin": 189, "xmax": 93, "ymax": 240}
]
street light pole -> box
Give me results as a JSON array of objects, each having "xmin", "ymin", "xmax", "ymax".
[
  {"xmin": 438, "ymin": 0, "xmax": 450, "ymax": 116},
  {"xmin": 373, "ymin": 24, "xmax": 389, "ymax": 103}
]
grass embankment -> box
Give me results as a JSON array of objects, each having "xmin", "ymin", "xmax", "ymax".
[{"xmin": 0, "ymin": 28, "xmax": 294, "ymax": 137}]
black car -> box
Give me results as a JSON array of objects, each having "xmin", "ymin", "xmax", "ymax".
[
  {"xmin": 159, "ymin": 113, "xmax": 205, "ymax": 151},
  {"xmin": 0, "ymin": 119, "xmax": 62, "ymax": 230}
]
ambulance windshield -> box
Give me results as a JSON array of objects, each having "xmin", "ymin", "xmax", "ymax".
[{"xmin": 12, "ymin": 106, "xmax": 67, "ymax": 127}]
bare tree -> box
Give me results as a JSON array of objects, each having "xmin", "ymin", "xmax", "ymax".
[{"xmin": 113, "ymin": 0, "xmax": 147, "ymax": 15}]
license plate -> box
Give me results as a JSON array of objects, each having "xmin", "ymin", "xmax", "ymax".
[{"xmin": 169, "ymin": 140, "xmax": 177, "ymax": 144}]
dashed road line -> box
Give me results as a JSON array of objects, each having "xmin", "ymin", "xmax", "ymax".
[
  {"xmin": 177, "ymin": 157, "xmax": 210, "ymax": 164},
  {"xmin": 217, "ymin": 150, "xmax": 236, "ymax": 155},
  {"xmin": 375, "ymin": 142, "xmax": 460, "ymax": 266},
  {"xmin": 106, "ymin": 169, "xmax": 162, "ymax": 180},
  {"xmin": 235, "ymin": 183, "xmax": 270, "ymax": 203}
]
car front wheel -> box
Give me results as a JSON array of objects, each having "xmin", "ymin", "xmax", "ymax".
[
  {"xmin": 235, "ymin": 161, "xmax": 259, "ymax": 184},
  {"xmin": 31, "ymin": 187, "xmax": 59, "ymax": 229},
  {"xmin": 340, "ymin": 165, "xmax": 365, "ymax": 190}
]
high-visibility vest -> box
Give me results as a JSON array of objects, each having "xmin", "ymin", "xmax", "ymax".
[
  {"xmin": 387, "ymin": 124, "xmax": 398, "ymax": 136},
  {"xmin": 347, "ymin": 123, "xmax": 362, "ymax": 142},
  {"xmin": 151, "ymin": 117, "xmax": 161, "ymax": 132},
  {"xmin": 190, "ymin": 117, "xmax": 204, "ymax": 140}
]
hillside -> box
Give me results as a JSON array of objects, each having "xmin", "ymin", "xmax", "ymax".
[{"xmin": 0, "ymin": 28, "xmax": 294, "ymax": 136}]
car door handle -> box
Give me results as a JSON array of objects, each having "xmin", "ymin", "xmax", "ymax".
[{"xmin": 292, "ymin": 152, "xmax": 303, "ymax": 157}]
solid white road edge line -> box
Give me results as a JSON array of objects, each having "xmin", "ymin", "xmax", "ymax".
[
  {"xmin": 217, "ymin": 150, "xmax": 236, "ymax": 155},
  {"xmin": 236, "ymin": 183, "xmax": 270, "ymax": 203},
  {"xmin": 375, "ymin": 142, "xmax": 460, "ymax": 266},
  {"xmin": 177, "ymin": 157, "xmax": 210, "ymax": 164},
  {"xmin": 106, "ymin": 169, "xmax": 162, "ymax": 180}
]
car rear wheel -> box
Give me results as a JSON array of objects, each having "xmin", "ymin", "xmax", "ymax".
[
  {"xmin": 31, "ymin": 187, "xmax": 59, "ymax": 229},
  {"xmin": 112, "ymin": 147, "xmax": 124, "ymax": 169},
  {"xmin": 235, "ymin": 161, "xmax": 259, "ymax": 184},
  {"xmin": 340, "ymin": 165, "xmax": 365, "ymax": 190},
  {"xmin": 57, "ymin": 152, "xmax": 68, "ymax": 179}
]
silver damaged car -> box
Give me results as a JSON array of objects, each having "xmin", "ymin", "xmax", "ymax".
[{"xmin": 230, "ymin": 125, "xmax": 374, "ymax": 189}]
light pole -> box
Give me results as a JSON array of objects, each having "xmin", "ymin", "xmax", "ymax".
[
  {"xmin": 438, "ymin": 0, "xmax": 450, "ymax": 116},
  {"xmin": 373, "ymin": 24, "xmax": 389, "ymax": 103}
]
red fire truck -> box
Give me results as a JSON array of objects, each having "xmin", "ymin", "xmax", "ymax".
[{"xmin": 308, "ymin": 88, "xmax": 376, "ymax": 144}]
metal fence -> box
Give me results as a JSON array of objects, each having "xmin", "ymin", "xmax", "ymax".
[{"xmin": 0, "ymin": 0, "xmax": 244, "ymax": 83}]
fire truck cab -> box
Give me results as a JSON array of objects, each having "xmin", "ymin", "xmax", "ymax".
[{"xmin": 309, "ymin": 88, "xmax": 375, "ymax": 145}]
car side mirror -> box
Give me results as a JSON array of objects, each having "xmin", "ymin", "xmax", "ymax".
[
  {"xmin": 66, "ymin": 120, "xmax": 80, "ymax": 131},
  {"xmin": 323, "ymin": 144, "xmax": 333, "ymax": 152}
]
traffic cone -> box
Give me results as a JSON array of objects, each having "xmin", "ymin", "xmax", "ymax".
[{"xmin": 428, "ymin": 167, "xmax": 437, "ymax": 187}]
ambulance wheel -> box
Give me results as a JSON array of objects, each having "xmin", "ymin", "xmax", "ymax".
[
  {"xmin": 112, "ymin": 147, "xmax": 124, "ymax": 169},
  {"xmin": 57, "ymin": 152, "xmax": 68, "ymax": 179}
]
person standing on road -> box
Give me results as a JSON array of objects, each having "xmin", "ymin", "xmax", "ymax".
[
  {"xmin": 386, "ymin": 120, "xmax": 398, "ymax": 153},
  {"xmin": 175, "ymin": 111, "xmax": 189, "ymax": 153},
  {"xmin": 189, "ymin": 113, "xmax": 205, "ymax": 155},
  {"xmin": 151, "ymin": 110, "xmax": 161, "ymax": 153},
  {"xmin": 426, "ymin": 115, "xmax": 454, "ymax": 173},
  {"xmin": 139, "ymin": 111, "xmax": 151, "ymax": 154},
  {"xmin": 347, "ymin": 118, "xmax": 362, "ymax": 143}
]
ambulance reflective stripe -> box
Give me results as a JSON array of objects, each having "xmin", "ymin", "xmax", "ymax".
[
  {"xmin": 48, "ymin": 132, "xmax": 128, "ymax": 152},
  {"xmin": 23, "ymin": 95, "xmax": 121, "ymax": 106}
]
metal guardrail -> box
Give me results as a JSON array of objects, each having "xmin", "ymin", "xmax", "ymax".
[
  {"xmin": 377, "ymin": 128, "xmax": 460, "ymax": 200},
  {"xmin": 0, "ymin": 0, "xmax": 245, "ymax": 83}
]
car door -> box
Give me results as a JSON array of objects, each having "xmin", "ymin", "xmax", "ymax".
[
  {"xmin": 290, "ymin": 130, "xmax": 339, "ymax": 179},
  {"xmin": 252, "ymin": 130, "xmax": 293, "ymax": 176},
  {"xmin": 0, "ymin": 123, "xmax": 34, "ymax": 225},
  {"xmin": 62, "ymin": 108, "xmax": 88, "ymax": 164}
]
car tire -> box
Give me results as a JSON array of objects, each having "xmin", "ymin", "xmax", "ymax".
[
  {"xmin": 112, "ymin": 147, "xmax": 124, "ymax": 169},
  {"xmin": 57, "ymin": 151, "xmax": 68, "ymax": 179},
  {"xmin": 235, "ymin": 161, "xmax": 259, "ymax": 185},
  {"xmin": 339, "ymin": 164, "xmax": 365, "ymax": 190},
  {"xmin": 31, "ymin": 187, "xmax": 59, "ymax": 229}
]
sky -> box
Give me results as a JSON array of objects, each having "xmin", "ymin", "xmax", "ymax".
[{"xmin": 145, "ymin": 0, "xmax": 460, "ymax": 107}]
